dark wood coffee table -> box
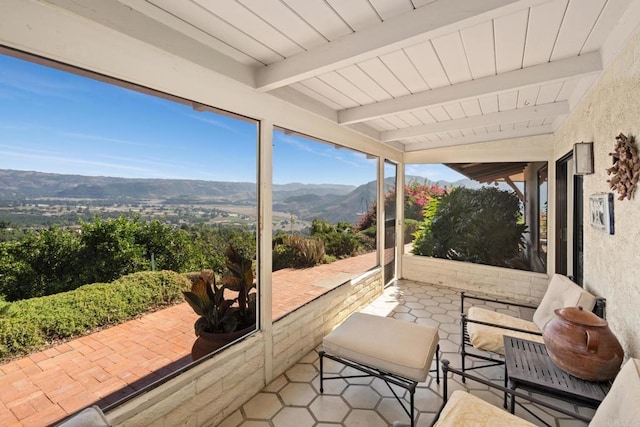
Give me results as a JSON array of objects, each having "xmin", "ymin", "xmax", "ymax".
[{"xmin": 503, "ymin": 336, "xmax": 612, "ymax": 416}]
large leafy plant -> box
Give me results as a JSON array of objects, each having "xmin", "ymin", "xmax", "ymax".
[{"xmin": 183, "ymin": 245, "xmax": 256, "ymax": 335}]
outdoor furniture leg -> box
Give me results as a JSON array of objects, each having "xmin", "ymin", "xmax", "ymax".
[{"xmin": 319, "ymin": 350, "xmax": 325, "ymax": 393}]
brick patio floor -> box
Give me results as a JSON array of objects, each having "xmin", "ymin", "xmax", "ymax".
[{"xmin": 0, "ymin": 252, "xmax": 378, "ymax": 427}]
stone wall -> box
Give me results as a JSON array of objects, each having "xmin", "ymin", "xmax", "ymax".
[
  {"xmin": 552, "ymin": 26, "xmax": 640, "ymax": 358},
  {"xmin": 402, "ymin": 254, "xmax": 548, "ymax": 304},
  {"xmin": 106, "ymin": 270, "xmax": 383, "ymax": 426}
]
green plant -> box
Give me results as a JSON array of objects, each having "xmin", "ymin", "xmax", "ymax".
[
  {"xmin": 412, "ymin": 187, "xmax": 526, "ymax": 268},
  {"xmin": 0, "ymin": 270, "xmax": 190, "ymax": 360},
  {"xmin": 182, "ymin": 245, "xmax": 257, "ymax": 335},
  {"xmin": 272, "ymin": 234, "xmax": 325, "ymax": 270}
]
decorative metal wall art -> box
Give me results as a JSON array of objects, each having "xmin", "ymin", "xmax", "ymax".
[{"xmin": 607, "ymin": 133, "xmax": 639, "ymax": 200}]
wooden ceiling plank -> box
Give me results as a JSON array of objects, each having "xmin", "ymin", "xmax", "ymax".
[
  {"xmin": 443, "ymin": 103, "xmax": 466, "ymax": 120},
  {"xmin": 536, "ymin": 81, "xmax": 564, "ymax": 104},
  {"xmin": 327, "ymin": 0, "xmax": 381, "ymax": 32},
  {"xmin": 494, "ymin": 9, "xmax": 529, "ymax": 73},
  {"xmin": 431, "ymin": 32, "xmax": 473, "ymax": 84},
  {"xmin": 523, "ymin": 0, "xmax": 568, "ymax": 67},
  {"xmin": 194, "ymin": 0, "xmax": 303, "ymax": 58},
  {"xmin": 551, "ymin": 0, "xmax": 607, "ymax": 60},
  {"xmin": 380, "ymin": 50, "xmax": 429, "ymax": 93},
  {"xmin": 337, "ymin": 65, "xmax": 392, "ymax": 102},
  {"xmin": 479, "ymin": 95, "xmax": 500, "ymax": 114},
  {"xmin": 460, "ymin": 99, "xmax": 483, "ymax": 117},
  {"xmin": 255, "ymin": 0, "xmax": 546, "ymax": 90},
  {"xmin": 238, "ymin": 0, "xmax": 326, "ymax": 51},
  {"xmin": 359, "ymin": 57, "xmax": 411, "ymax": 98},
  {"xmin": 338, "ymin": 51, "xmax": 602, "ymax": 124},
  {"xmin": 282, "ymin": 0, "xmax": 352, "ymax": 41},
  {"xmin": 498, "ymin": 91, "xmax": 518, "ymax": 111},
  {"xmin": 289, "ymin": 82, "xmax": 344, "ymax": 110},
  {"xmin": 517, "ymin": 86, "xmax": 540, "ymax": 108},
  {"xmin": 122, "ymin": 0, "xmax": 259, "ymax": 65},
  {"xmin": 411, "ymin": 109, "xmax": 437, "ymax": 124},
  {"xmin": 581, "ymin": 0, "xmax": 632, "ymax": 53},
  {"xmin": 403, "ymin": 124, "xmax": 555, "ymax": 151},
  {"xmin": 317, "ymin": 71, "xmax": 376, "ymax": 105},
  {"xmin": 299, "ymin": 78, "xmax": 360, "ymax": 108},
  {"xmin": 381, "ymin": 101, "xmax": 569, "ymax": 141},
  {"xmin": 404, "ymin": 41, "xmax": 449, "ymax": 89},
  {"xmin": 461, "ymin": 21, "xmax": 496, "ymax": 79}
]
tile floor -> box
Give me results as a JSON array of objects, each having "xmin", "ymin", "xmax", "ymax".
[{"xmin": 219, "ymin": 280, "xmax": 595, "ymax": 427}]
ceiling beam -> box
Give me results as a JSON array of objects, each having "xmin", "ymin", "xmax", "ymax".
[
  {"xmin": 255, "ymin": 0, "xmax": 549, "ymax": 92},
  {"xmin": 380, "ymin": 102, "xmax": 569, "ymax": 142},
  {"xmin": 403, "ymin": 125, "xmax": 555, "ymax": 151},
  {"xmin": 339, "ymin": 52, "xmax": 602, "ymax": 125},
  {"xmin": 43, "ymin": 0, "xmax": 255, "ymax": 86}
]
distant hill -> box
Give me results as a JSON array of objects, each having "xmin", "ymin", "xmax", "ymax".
[{"xmin": 0, "ymin": 169, "xmax": 516, "ymax": 225}]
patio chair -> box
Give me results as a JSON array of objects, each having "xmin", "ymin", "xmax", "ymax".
[
  {"xmin": 460, "ymin": 273, "xmax": 602, "ymax": 377},
  {"xmin": 432, "ymin": 357, "xmax": 640, "ymax": 426}
]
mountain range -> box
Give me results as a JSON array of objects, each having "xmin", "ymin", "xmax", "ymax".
[{"xmin": 0, "ymin": 169, "xmax": 500, "ymax": 224}]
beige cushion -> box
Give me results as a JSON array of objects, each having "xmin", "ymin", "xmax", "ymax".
[
  {"xmin": 467, "ymin": 307, "xmax": 544, "ymax": 355},
  {"xmin": 323, "ymin": 312, "xmax": 439, "ymax": 382},
  {"xmin": 589, "ymin": 358, "xmax": 640, "ymax": 427},
  {"xmin": 532, "ymin": 274, "xmax": 597, "ymax": 330},
  {"xmin": 434, "ymin": 390, "xmax": 536, "ymax": 427}
]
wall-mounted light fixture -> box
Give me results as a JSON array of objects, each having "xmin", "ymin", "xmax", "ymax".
[{"xmin": 574, "ymin": 142, "xmax": 594, "ymax": 175}]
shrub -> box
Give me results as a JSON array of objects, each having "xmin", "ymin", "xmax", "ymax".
[
  {"xmin": 0, "ymin": 270, "xmax": 190, "ymax": 360},
  {"xmin": 310, "ymin": 218, "xmax": 361, "ymax": 258},
  {"xmin": 404, "ymin": 219, "xmax": 419, "ymax": 243},
  {"xmin": 272, "ymin": 234, "xmax": 325, "ymax": 270},
  {"xmin": 412, "ymin": 187, "xmax": 526, "ymax": 267}
]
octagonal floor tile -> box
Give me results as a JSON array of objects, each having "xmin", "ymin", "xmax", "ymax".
[
  {"xmin": 309, "ymin": 395, "xmax": 350, "ymax": 422},
  {"xmin": 278, "ymin": 382, "xmax": 317, "ymax": 406},
  {"xmin": 263, "ymin": 375, "xmax": 288, "ymax": 392},
  {"xmin": 343, "ymin": 409, "xmax": 388, "ymax": 427},
  {"xmin": 376, "ymin": 397, "xmax": 412, "ymax": 425},
  {"xmin": 242, "ymin": 392, "xmax": 282, "ymax": 419},
  {"xmin": 342, "ymin": 384, "xmax": 381, "ymax": 409},
  {"xmin": 272, "ymin": 407, "xmax": 315, "ymax": 427},
  {"xmin": 311, "ymin": 375, "xmax": 348, "ymax": 395},
  {"xmin": 341, "ymin": 366, "xmax": 373, "ymax": 385},
  {"xmin": 239, "ymin": 422, "xmax": 270, "ymax": 427},
  {"xmin": 285, "ymin": 363, "xmax": 318, "ymax": 382}
]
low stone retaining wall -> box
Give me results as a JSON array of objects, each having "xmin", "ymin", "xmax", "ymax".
[{"xmin": 402, "ymin": 254, "xmax": 548, "ymax": 304}]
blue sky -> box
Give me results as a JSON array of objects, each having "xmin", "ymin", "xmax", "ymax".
[{"xmin": 0, "ymin": 53, "xmax": 464, "ymax": 186}]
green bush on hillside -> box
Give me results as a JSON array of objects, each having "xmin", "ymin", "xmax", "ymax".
[
  {"xmin": 0, "ymin": 270, "xmax": 190, "ymax": 360},
  {"xmin": 412, "ymin": 187, "xmax": 526, "ymax": 267}
]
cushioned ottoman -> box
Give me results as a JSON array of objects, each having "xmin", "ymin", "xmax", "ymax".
[{"xmin": 319, "ymin": 312, "xmax": 440, "ymax": 427}]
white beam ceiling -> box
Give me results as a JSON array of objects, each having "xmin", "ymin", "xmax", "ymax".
[
  {"xmin": 339, "ymin": 52, "xmax": 603, "ymax": 124},
  {"xmin": 380, "ymin": 101, "xmax": 569, "ymax": 142},
  {"xmin": 404, "ymin": 125, "xmax": 556, "ymax": 151},
  {"xmin": 255, "ymin": 0, "xmax": 552, "ymax": 92}
]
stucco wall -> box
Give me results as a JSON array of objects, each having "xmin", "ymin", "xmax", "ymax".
[
  {"xmin": 106, "ymin": 271, "xmax": 383, "ymax": 426},
  {"xmin": 553, "ymin": 28, "xmax": 640, "ymax": 358}
]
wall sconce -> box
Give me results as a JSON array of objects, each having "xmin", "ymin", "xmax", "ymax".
[{"xmin": 574, "ymin": 142, "xmax": 594, "ymax": 175}]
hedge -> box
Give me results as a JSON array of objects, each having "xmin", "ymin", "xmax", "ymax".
[{"xmin": 0, "ymin": 270, "xmax": 191, "ymax": 360}]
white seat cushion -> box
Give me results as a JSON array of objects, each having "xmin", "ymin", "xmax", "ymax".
[
  {"xmin": 589, "ymin": 358, "xmax": 640, "ymax": 427},
  {"xmin": 467, "ymin": 307, "xmax": 543, "ymax": 355},
  {"xmin": 532, "ymin": 274, "xmax": 597, "ymax": 330},
  {"xmin": 323, "ymin": 312, "xmax": 439, "ymax": 382},
  {"xmin": 434, "ymin": 390, "xmax": 536, "ymax": 427}
]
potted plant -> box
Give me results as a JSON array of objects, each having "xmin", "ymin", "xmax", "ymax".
[{"xmin": 183, "ymin": 245, "xmax": 257, "ymax": 360}]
